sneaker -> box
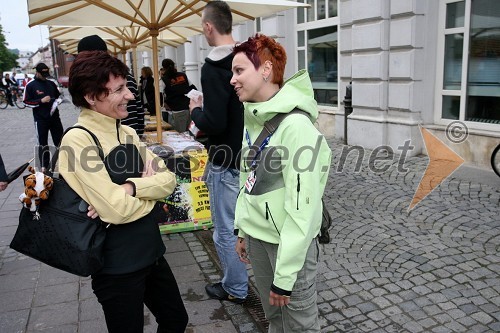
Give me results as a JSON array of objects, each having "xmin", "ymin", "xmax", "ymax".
[{"xmin": 205, "ymin": 282, "xmax": 246, "ymax": 304}]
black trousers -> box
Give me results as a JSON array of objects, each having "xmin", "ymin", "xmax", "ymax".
[
  {"xmin": 91, "ymin": 256, "xmax": 188, "ymax": 333},
  {"xmin": 34, "ymin": 116, "xmax": 64, "ymax": 169},
  {"xmin": 144, "ymin": 102, "xmax": 156, "ymax": 116}
]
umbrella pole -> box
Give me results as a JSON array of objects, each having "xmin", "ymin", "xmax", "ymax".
[
  {"xmin": 131, "ymin": 45, "xmax": 139, "ymax": 83},
  {"xmin": 150, "ymin": 31, "xmax": 162, "ymax": 144}
]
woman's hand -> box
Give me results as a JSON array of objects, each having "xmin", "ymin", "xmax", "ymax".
[
  {"xmin": 87, "ymin": 205, "xmax": 99, "ymax": 219},
  {"xmin": 189, "ymin": 95, "xmax": 203, "ymax": 113},
  {"xmin": 235, "ymin": 237, "xmax": 250, "ymax": 264},
  {"xmin": 0, "ymin": 181, "xmax": 8, "ymax": 192},
  {"xmin": 269, "ymin": 291, "xmax": 290, "ymax": 307}
]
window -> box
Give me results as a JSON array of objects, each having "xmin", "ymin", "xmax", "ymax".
[
  {"xmin": 296, "ymin": 0, "xmax": 338, "ymax": 106},
  {"xmin": 437, "ymin": 0, "xmax": 500, "ymax": 127}
]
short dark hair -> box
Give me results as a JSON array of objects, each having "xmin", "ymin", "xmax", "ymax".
[
  {"xmin": 161, "ymin": 58, "xmax": 175, "ymax": 70},
  {"xmin": 69, "ymin": 51, "xmax": 129, "ymax": 109},
  {"xmin": 203, "ymin": 1, "xmax": 232, "ymax": 35}
]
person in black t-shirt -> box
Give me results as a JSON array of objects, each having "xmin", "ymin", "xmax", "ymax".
[
  {"xmin": 161, "ymin": 59, "xmax": 191, "ymax": 112},
  {"xmin": 160, "ymin": 59, "xmax": 194, "ymax": 132}
]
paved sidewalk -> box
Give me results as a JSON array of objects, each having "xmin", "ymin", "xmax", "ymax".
[{"xmin": 1, "ymin": 96, "xmax": 500, "ymax": 332}]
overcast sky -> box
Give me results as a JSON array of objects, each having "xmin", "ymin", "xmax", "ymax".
[{"xmin": 0, "ymin": 2, "xmax": 49, "ymax": 51}]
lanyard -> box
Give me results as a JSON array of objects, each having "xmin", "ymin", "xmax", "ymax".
[{"xmin": 245, "ymin": 129, "xmax": 273, "ymax": 169}]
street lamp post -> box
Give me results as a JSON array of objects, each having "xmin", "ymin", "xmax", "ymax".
[{"xmin": 50, "ymin": 38, "xmax": 58, "ymax": 80}]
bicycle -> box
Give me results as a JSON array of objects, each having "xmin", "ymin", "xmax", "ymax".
[
  {"xmin": 492, "ymin": 143, "xmax": 500, "ymax": 178},
  {"xmin": 0, "ymin": 89, "xmax": 8, "ymax": 109},
  {"xmin": 10, "ymin": 87, "xmax": 26, "ymax": 109}
]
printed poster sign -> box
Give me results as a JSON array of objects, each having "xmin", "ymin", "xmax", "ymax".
[{"xmin": 157, "ymin": 149, "xmax": 212, "ymax": 234}]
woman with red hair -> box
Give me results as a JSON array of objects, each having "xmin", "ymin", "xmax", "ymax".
[{"xmin": 231, "ymin": 34, "xmax": 332, "ymax": 332}]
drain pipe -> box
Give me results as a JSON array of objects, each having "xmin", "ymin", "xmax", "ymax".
[{"xmin": 343, "ymin": 81, "xmax": 353, "ymax": 144}]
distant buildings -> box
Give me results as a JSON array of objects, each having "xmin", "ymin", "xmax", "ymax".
[
  {"xmin": 11, "ymin": 41, "xmax": 71, "ymax": 80},
  {"xmin": 15, "ymin": 50, "xmax": 33, "ymax": 70},
  {"xmin": 28, "ymin": 45, "xmax": 53, "ymax": 74}
]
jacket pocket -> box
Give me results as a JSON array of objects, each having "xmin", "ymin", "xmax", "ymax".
[{"xmin": 287, "ymin": 282, "xmax": 317, "ymax": 311}]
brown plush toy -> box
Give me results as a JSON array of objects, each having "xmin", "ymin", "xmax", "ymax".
[{"xmin": 19, "ymin": 166, "xmax": 54, "ymax": 213}]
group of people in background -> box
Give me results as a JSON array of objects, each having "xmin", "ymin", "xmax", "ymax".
[
  {"xmin": 1, "ymin": 1, "xmax": 331, "ymax": 332},
  {"xmin": 0, "ymin": 72, "xmax": 33, "ymax": 107},
  {"xmin": 138, "ymin": 57, "xmax": 195, "ymax": 133},
  {"xmin": 1, "ymin": 72, "xmax": 19, "ymax": 106}
]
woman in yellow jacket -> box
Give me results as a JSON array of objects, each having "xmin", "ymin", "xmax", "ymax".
[{"xmin": 58, "ymin": 51, "xmax": 188, "ymax": 333}]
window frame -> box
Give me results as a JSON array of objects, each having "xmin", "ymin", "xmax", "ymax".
[
  {"xmin": 435, "ymin": 0, "xmax": 500, "ymax": 130},
  {"xmin": 296, "ymin": 3, "xmax": 339, "ymax": 108}
]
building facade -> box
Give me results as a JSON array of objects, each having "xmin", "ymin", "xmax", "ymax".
[
  {"xmin": 134, "ymin": 0, "xmax": 500, "ymax": 168},
  {"xmin": 337, "ymin": 0, "xmax": 499, "ymax": 168},
  {"xmin": 16, "ymin": 50, "xmax": 34, "ymax": 70}
]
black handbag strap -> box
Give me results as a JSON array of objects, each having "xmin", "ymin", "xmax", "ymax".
[
  {"xmin": 50, "ymin": 125, "xmax": 104, "ymax": 172},
  {"xmin": 246, "ymin": 108, "xmax": 309, "ymax": 168}
]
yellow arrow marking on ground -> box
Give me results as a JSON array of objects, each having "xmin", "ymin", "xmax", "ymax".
[{"xmin": 408, "ymin": 126, "xmax": 465, "ymax": 211}]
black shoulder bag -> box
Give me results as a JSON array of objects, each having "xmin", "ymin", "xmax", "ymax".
[
  {"xmin": 249, "ymin": 109, "xmax": 332, "ymax": 244},
  {"xmin": 10, "ymin": 126, "xmax": 108, "ymax": 276}
]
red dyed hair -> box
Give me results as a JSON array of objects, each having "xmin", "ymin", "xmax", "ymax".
[
  {"xmin": 69, "ymin": 51, "xmax": 129, "ymax": 109},
  {"xmin": 233, "ymin": 34, "xmax": 287, "ymax": 87}
]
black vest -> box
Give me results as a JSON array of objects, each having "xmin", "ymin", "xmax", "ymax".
[{"xmin": 96, "ymin": 143, "xmax": 166, "ymax": 275}]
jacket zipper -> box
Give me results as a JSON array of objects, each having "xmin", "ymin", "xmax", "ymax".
[
  {"xmin": 297, "ymin": 174, "xmax": 300, "ymax": 210},
  {"xmin": 265, "ymin": 202, "xmax": 280, "ymax": 235}
]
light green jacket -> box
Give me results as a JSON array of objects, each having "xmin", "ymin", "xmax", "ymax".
[{"xmin": 235, "ymin": 70, "xmax": 332, "ymax": 292}]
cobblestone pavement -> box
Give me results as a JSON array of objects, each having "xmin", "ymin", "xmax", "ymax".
[
  {"xmin": 319, "ymin": 138, "xmax": 500, "ymax": 332},
  {"xmin": 1, "ymin": 97, "xmax": 500, "ymax": 332}
]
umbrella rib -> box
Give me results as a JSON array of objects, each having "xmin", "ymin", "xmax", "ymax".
[
  {"xmin": 99, "ymin": 27, "xmax": 132, "ymax": 42},
  {"xmin": 166, "ymin": 27, "xmax": 191, "ymax": 40},
  {"xmin": 229, "ymin": 8, "xmax": 255, "ymax": 21},
  {"xmin": 115, "ymin": 27, "xmax": 130, "ymax": 39},
  {"xmin": 125, "ymin": 0, "xmax": 151, "ymax": 25},
  {"xmin": 84, "ymin": 0, "xmax": 147, "ymax": 27},
  {"xmin": 109, "ymin": 40, "xmax": 124, "ymax": 49},
  {"xmin": 28, "ymin": 0, "xmax": 83, "ymax": 14},
  {"xmin": 160, "ymin": 5, "xmax": 203, "ymax": 26},
  {"xmin": 158, "ymin": 0, "xmax": 201, "ymax": 26},
  {"xmin": 131, "ymin": 27, "xmax": 141, "ymax": 41},
  {"xmin": 157, "ymin": 0, "xmax": 169, "ymax": 23},
  {"xmin": 29, "ymin": 2, "xmax": 93, "ymax": 27},
  {"xmin": 50, "ymin": 27, "xmax": 80, "ymax": 39}
]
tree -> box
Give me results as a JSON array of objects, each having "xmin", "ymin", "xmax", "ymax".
[{"xmin": 0, "ymin": 24, "xmax": 18, "ymax": 72}]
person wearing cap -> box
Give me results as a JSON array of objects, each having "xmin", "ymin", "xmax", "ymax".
[
  {"xmin": 23, "ymin": 63, "xmax": 64, "ymax": 171},
  {"xmin": 1, "ymin": 73, "xmax": 15, "ymax": 106},
  {"xmin": 77, "ymin": 34, "xmax": 145, "ymax": 136}
]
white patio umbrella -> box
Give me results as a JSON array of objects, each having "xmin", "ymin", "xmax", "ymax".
[
  {"xmin": 28, "ymin": 0, "xmax": 309, "ymax": 142},
  {"xmin": 50, "ymin": 26, "xmax": 193, "ymax": 78}
]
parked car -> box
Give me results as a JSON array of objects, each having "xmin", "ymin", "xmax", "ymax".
[
  {"xmin": 58, "ymin": 76, "xmax": 69, "ymax": 88},
  {"xmin": 326, "ymin": 69, "xmax": 337, "ymax": 82}
]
